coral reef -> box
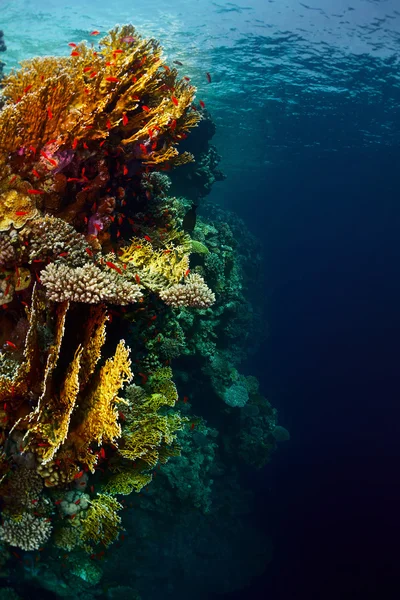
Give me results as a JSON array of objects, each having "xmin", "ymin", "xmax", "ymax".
[{"xmin": 0, "ymin": 22, "xmax": 285, "ymax": 600}]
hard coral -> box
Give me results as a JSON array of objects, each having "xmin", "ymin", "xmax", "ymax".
[
  {"xmin": 41, "ymin": 262, "xmax": 142, "ymax": 304},
  {"xmin": 159, "ymin": 272, "xmax": 215, "ymax": 308},
  {"xmin": 0, "ymin": 513, "xmax": 52, "ymax": 551}
]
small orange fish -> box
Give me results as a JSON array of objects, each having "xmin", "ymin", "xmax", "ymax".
[
  {"xmin": 139, "ymin": 143, "xmax": 148, "ymax": 154},
  {"xmin": 183, "ymin": 396, "xmax": 188, "ymax": 403},
  {"xmin": 106, "ymin": 119, "xmax": 111, "ymax": 130},
  {"xmin": 58, "ymin": 252, "xmax": 69, "ymax": 257},
  {"xmin": 162, "ymin": 64, "xmax": 170, "ymax": 72},
  {"xmin": 27, "ymin": 189, "xmax": 45, "ymax": 195},
  {"xmin": 191, "ymin": 423, "xmax": 195, "ymax": 430},
  {"xmin": 74, "ymin": 471, "xmax": 84, "ymax": 479},
  {"xmin": 40, "ymin": 150, "xmax": 57, "ymax": 166},
  {"xmin": 171, "ymin": 95, "xmax": 179, "ymax": 106},
  {"xmin": 170, "ymin": 119, "xmax": 176, "ymax": 130},
  {"xmin": 123, "ymin": 165, "xmax": 128, "ymax": 176},
  {"xmin": 74, "ymin": 499, "xmax": 80, "ymax": 505},
  {"xmin": 183, "ymin": 76, "xmax": 190, "ymax": 81},
  {"xmin": 199, "ymin": 100, "xmax": 205, "ymax": 108},
  {"xmin": 90, "ymin": 71, "xmax": 97, "ymax": 78},
  {"xmin": 85, "ymin": 247, "xmax": 93, "ymax": 257},
  {"xmin": 83, "ymin": 142, "xmax": 89, "ymax": 149},
  {"xmin": 9, "ymin": 174, "xmax": 18, "ymax": 184},
  {"xmin": 90, "ymin": 30, "xmax": 100, "ymax": 35},
  {"xmin": 184, "ymin": 268, "xmax": 190, "ymax": 277},
  {"xmin": 105, "ymin": 61, "xmax": 115, "ymax": 66},
  {"xmin": 72, "ymin": 138, "xmax": 78, "ymax": 149},
  {"xmin": 83, "ymin": 66, "xmax": 92, "ymax": 72},
  {"xmin": 144, "ymin": 235, "xmax": 151, "ymax": 242},
  {"xmin": 113, "ymin": 49, "xmax": 124, "ymax": 54},
  {"xmin": 135, "ymin": 274, "xmax": 141, "ymax": 284},
  {"xmin": 29, "ymin": 146, "xmax": 37, "ymax": 154},
  {"xmin": 142, "ymin": 105, "xmax": 150, "ymax": 112},
  {"xmin": 32, "ymin": 169, "xmax": 40, "ymax": 178},
  {"xmin": 99, "ymin": 447, "xmax": 106, "ymax": 459},
  {"xmin": 5, "ymin": 341, "xmax": 17, "ymax": 349},
  {"xmin": 70, "ymin": 51, "xmax": 80, "ymax": 57},
  {"xmin": 15, "ymin": 210, "xmax": 29, "ymax": 216},
  {"xmin": 122, "ymin": 113, "xmax": 128, "ymax": 126},
  {"xmin": 67, "ymin": 177, "xmax": 81, "ymax": 182},
  {"xmin": 24, "ymin": 84, "xmax": 33, "ymax": 94},
  {"xmin": 105, "ymin": 76, "xmax": 119, "ymax": 82},
  {"xmin": 68, "ymin": 42, "xmax": 77, "ymax": 47},
  {"xmin": 47, "ymin": 106, "xmax": 53, "ymax": 119},
  {"xmin": 106, "ymin": 261, "xmax": 122, "ymax": 275}
]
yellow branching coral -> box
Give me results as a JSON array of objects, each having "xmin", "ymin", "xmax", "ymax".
[
  {"xmin": 103, "ymin": 469, "xmax": 152, "ymax": 496},
  {"xmin": 79, "ymin": 305, "xmax": 108, "ymax": 390},
  {"xmin": 80, "ymin": 494, "xmax": 123, "ymax": 548},
  {"xmin": 119, "ymin": 236, "xmax": 190, "ymax": 291},
  {"xmin": 0, "ymin": 24, "xmax": 201, "ymax": 185},
  {"xmin": 72, "ymin": 340, "xmax": 132, "ymax": 448}
]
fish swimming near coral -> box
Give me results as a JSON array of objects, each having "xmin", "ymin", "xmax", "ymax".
[{"xmin": 182, "ymin": 204, "xmax": 198, "ymax": 232}]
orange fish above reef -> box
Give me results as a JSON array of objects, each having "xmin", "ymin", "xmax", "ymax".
[
  {"xmin": 171, "ymin": 95, "xmax": 179, "ymax": 106},
  {"xmin": 68, "ymin": 42, "xmax": 77, "ymax": 47},
  {"xmin": 70, "ymin": 51, "xmax": 80, "ymax": 57},
  {"xmin": 105, "ymin": 261, "xmax": 122, "ymax": 275},
  {"xmin": 122, "ymin": 113, "xmax": 128, "ymax": 126},
  {"xmin": 90, "ymin": 30, "xmax": 100, "ymax": 35},
  {"xmin": 27, "ymin": 189, "xmax": 44, "ymax": 195},
  {"xmin": 105, "ymin": 76, "xmax": 119, "ymax": 82},
  {"xmin": 199, "ymin": 100, "xmax": 205, "ymax": 108}
]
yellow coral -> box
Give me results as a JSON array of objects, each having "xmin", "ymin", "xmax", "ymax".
[
  {"xmin": 79, "ymin": 305, "xmax": 108, "ymax": 390},
  {"xmin": 80, "ymin": 494, "xmax": 122, "ymax": 548},
  {"xmin": 103, "ymin": 469, "xmax": 152, "ymax": 495},
  {"xmin": 0, "ymin": 24, "xmax": 200, "ymax": 183},
  {"xmin": 119, "ymin": 236, "xmax": 190, "ymax": 291},
  {"xmin": 0, "ymin": 188, "xmax": 39, "ymax": 232},
  {"xmin": 72, "ymin": 340, "xmax": 132, "ymax": 448}
]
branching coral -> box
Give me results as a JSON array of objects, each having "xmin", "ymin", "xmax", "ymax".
[
  {"xmin": 41, "ymin": 262, "xmax": 142, "ymax": 304},
  {"xmin": 159, "ymin": 272, "xmax": 215, "ymax": 308},
  {"xmin": 80, "ymin": 494, "xmax": 122, "ymax": 548},
  {"xmin": 119, "ymin": 235, "xmax": 191, "ymax": 292},
  {"xmin": 0, "ymin": 513, "xmax": 52, "ymax": 551}
]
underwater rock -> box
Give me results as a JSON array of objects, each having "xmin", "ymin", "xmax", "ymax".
[{"xmin": 272, "ymin": 425, "xmax": 291, "ymax": 442}]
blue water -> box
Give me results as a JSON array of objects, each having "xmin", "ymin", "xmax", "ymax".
[{"xmin": 1, "ymin": 0, "xmax": 400, "ymax": 598}]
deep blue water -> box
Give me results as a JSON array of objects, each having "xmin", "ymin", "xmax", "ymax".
[
  {"xmin": 237, "ymin": 148, "xmax": 400, "ymax": 598},
  {"xmin": 1, "ymin": 1, "xmax": 400, "ymax": 598}
]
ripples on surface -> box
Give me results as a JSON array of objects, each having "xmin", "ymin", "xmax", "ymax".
[{"xmin": 1, "ymin": 0, "xmax": 399, "ymax": 174}]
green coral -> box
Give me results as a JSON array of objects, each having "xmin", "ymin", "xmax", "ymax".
[
  {"xmin": 191, "ymin": 239, "xmax": 210, "ymax": 255},
  {"xmin": 80, "ymin": 494, "xmax": 123, "ymax": 548}
]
